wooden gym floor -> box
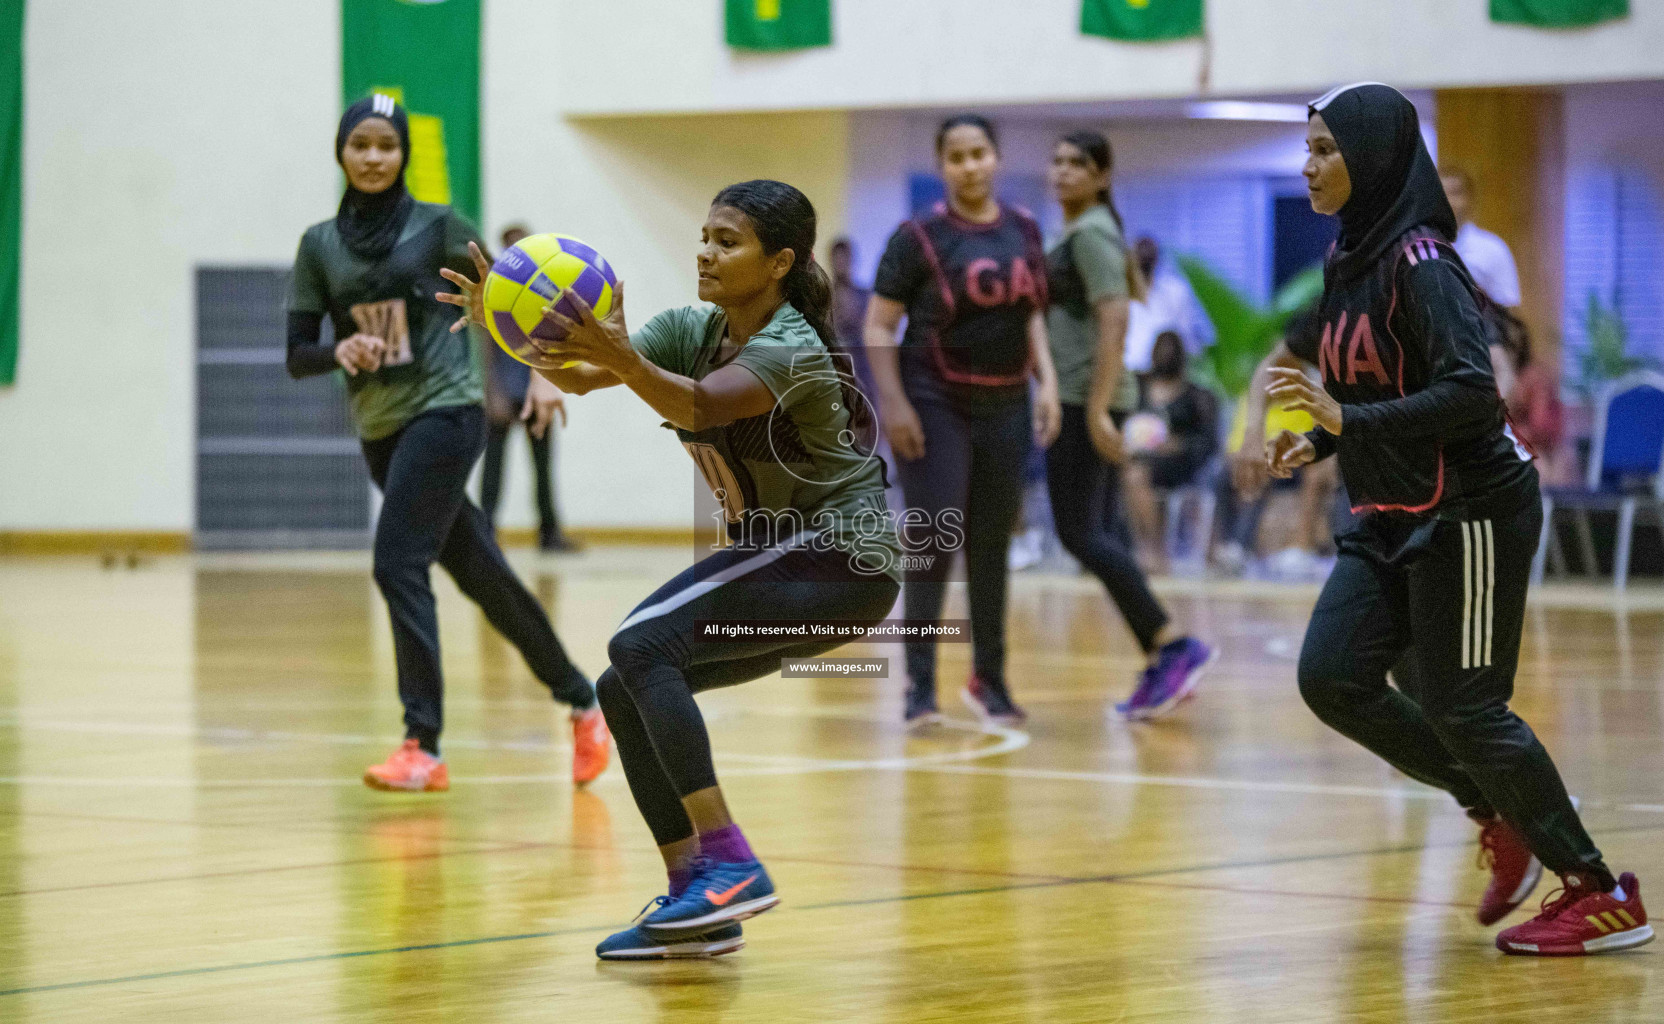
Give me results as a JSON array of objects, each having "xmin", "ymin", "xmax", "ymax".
[{"xmin": 0, "ymin": 547, "xmax": 1660, "ymax": 1022}]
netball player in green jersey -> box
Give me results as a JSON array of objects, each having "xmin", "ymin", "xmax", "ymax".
[
  {"xmin": 287, "ymin": 95, "xmax": 608, "ymax": 792},
  {"xmin": 441, "ymin": 180, "xmax": 901, "ymax": 959}
]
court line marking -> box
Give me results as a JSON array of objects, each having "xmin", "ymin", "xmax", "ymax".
[
  {"xmin": 0, "ymin": 924, "xmax": 609, "ymax": 998},
  {"xmin": 0, "ymin": 713, "xmax": 1028, "ymax": 770},
  {"xmin": 5, "ymin": 715, "xmax": 1661, "ymax": 813},
  {"xmin": 13, "ymin": 821, "xmax": 1664, "ymax": 999}
]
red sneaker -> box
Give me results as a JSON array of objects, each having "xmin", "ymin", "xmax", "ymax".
[
  {"xmin": 1476, "ymin": 816, "xmax": 1542, "ymax": 925},
  {"xmin": 572, "ymin": 707, "xmax": 611, "ymax": 786},
  {"xmin": 363, "ymin": 739, "xmax": 449, "ymax": 792},
  {"xmin": 961, "ymin": 675, "xmax": 1026, "ymax": 727},
  {"xmin": 1496, "ymin": 872, "xmax": 1654, "ymax": 956}
]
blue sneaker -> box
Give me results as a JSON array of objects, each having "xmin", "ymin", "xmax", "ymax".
[
  {"xmin": 596, "ymin": 897, "xmax": 745, "ymax": 960},
  {"xmin": 1118, "ymin": 637, "xmax": 1214, "ymax": 721},
  {"xmin": 641, "ymin": 856, "xmax": 779, "ymax": 936}
]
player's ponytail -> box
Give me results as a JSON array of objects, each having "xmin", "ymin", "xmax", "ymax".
[
  {"xmin": 1061, "ymin": 130, "xmax": 1125, "ymax": 233},
  {"xmin": 712, "ymin": 180, "xmax": 874, "ymax": 447}
]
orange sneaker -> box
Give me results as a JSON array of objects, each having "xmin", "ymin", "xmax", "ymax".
[
  {"xmin": 572, "ymin": 707, "xmax": 611, "ymax": 786},
  {"xmin": 363, "ymin": 739, "xmax": 450, "ymax": 792}
]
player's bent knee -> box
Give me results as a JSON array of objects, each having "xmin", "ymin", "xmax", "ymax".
[
  {"xmin": 606, "ymin": 628, "xmax": 669, "ymax": 680},
  {"xmin": 370, "ymin": 553, "xmax": 422, "ymax": 592},
  {"xmin": 1296, "ymin": 655, "xmax": 1348, "ymax": 720},
  {"xmin": 594, "ymin": 669, "xmax": 630, "ymax": 714}
]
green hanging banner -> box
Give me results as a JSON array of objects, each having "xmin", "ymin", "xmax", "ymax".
[
  {"xmin": 1, "ymin": 0, "xmax": 22, "ymax": 386},
  {"xmin": 1081, "ymin": 0, "xmax": 1203, "ymax": 42},
  {"xmin": 1491, "ymin": 0, "xmax": 1628, "ymax": 28},
  {"xmin": 725, "ymin": 0, "xmax": 832, "ymax": 51},
  {"xmin": 342, "ymin": 0, "xmax": 481, "ymax": 225}
]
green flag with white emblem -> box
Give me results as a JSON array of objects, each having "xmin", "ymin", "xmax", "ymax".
[
  {"xmin": 1081, "ymin": 0, "xmax": 1203, "ymax": 41},
  {"xmin": 726, "ymin": 0, "xmax": 831, "ymax": 51},
  {"xmin": 342, "ymin": 0, "xmax": 480, "ymax": 225},
  {"xmin": 1491, "ymin": 0, "xmax": 1628, "ymax": 28}
]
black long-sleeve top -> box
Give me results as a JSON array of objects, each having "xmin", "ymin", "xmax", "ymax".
[
  {"xmin": 1289, "ymin": 230, "xmax": 1533, "ymax": 517},
  {"xmin": 286, "ymin": 310, "xmax": 338, "ymax": 378}
]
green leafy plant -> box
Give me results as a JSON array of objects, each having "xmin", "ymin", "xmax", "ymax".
[
  {"xmin": 1176, "ymin": 257, "xmax": 1325, "ymax": 399},
  {"xmin": 1576, "ymin": 290, "xmax": 1655, "ymax": 400}
]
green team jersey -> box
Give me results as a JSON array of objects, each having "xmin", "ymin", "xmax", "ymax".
[
  {"xmin": 287, "ymin": 202, "xmax": 485, "ymax": 441},
  {"xmin": 632, "ymin": 303, "xmax": 903, "ymax": 580},
  {"xmin": 1045, "ymin": 204, "xmax": 1139, "ymax": 412}
]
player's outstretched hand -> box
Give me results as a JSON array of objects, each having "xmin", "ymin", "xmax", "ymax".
[
  {"xmin": 534, "ymin": 281, "xmax": 635, "ymax": 376},
  {"xmin": 1266, "ymin": 429, "xmax": 1316, "ymax": 479},
  {"xmin": 1266, "ymin": 367, "xmax": 1342, "ymax": 435},
  {"xmin": 436, "ymin": 241, "xmax": 491, "ymax": 334}
]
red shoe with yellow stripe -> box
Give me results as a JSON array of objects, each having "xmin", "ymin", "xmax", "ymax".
[{"xmin": 1496, "ymin": 871, "xmax": 1653, "ymax": 956}]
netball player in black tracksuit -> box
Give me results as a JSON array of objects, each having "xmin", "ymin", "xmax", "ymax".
[
  {"xmin": 865, "ymin": 114, "xmax": 1063, "ymax": 729},
  {"xmin": 289, "ymin": 95, "xmax": 608, "ymax": 792},
  {"xmin": 1269, "ymin": 83, "xmax": 1649, "ymax": 956}
]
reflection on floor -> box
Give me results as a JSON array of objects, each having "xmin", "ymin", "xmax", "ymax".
[{"xmin": 0, "ymin": 548, "xmax": 1659, "ymax": 1022}]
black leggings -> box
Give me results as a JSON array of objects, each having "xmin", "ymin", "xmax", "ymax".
[
  {"xmin": 361, "ymin": 404, "xmax": 592, "ymax": 749},
  {"xmin": 892, "ymin": 388, "xmax": 1030, "ymax": 689},
  {"xmin": 1297, "ymin": 477, "xmax": 1610, "ymax": 884},
  {"xmin": 597, "ymin": 538, "xmax": 898, "ymax": 847},
  {"xmin": 1046, "ymin": 404, "xmax": 1170, "ymax": 653},
  {"xmin": 480, "ymin": 419, "xmax": 558, "ymax": 536}
]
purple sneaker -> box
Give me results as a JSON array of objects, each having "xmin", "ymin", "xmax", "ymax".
[{"xmin": 1119, "ymin": 638, "xmax": 1214, "ymax": 721}]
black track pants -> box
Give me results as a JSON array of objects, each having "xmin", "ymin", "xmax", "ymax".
[{"xmin": 1297, "ymin": 477, "xmax": 1610, "ymax": 884}]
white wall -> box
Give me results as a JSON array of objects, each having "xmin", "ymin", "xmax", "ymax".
[
  {"xmin": 0, "ymin": 0, "xmax": 849, "ymax": 534},
  {"xmin": 0, "ymin": 1, "xmax": 339, "ymax": 529},
  {"xmin": 3, "ymin": 0, "xmax": 1658, "ymax": 534},
  {"xmin": 483, "ymin": 108, "xmax": 853, "ymax": 530},
  {"xmin": 557, "ymin": 0, "xmax": 1664, "ymax": 116},
  {"xmin": 484, "ymin": 0, "xmax": 852, "ymax": 529}
]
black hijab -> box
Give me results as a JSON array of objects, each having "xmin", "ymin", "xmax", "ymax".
[
  {"xmin": 335, "ymin": 94, "xmax": 416, "ymax": 261},
  {"xmin": 1308, "ymin": 83, "xmax": 1456, "ymax": 283}
]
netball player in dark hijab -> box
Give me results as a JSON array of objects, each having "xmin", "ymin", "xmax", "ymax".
[
  {"xmin": 1267, "ymin": 83, "xmax": 1650, "ymax": 956},
  {"xmin": 286, "ymin": 95, "xmax": 610, "ymax": 792}
]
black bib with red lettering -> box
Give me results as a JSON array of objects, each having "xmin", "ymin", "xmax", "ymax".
[
  {"xmin": 1292, "ymin": 228, "xmax": 1533, "ymax": 517},
  {"xmin": 882, "ymin": 203, "xmax": 1047, "ymax": 401}
]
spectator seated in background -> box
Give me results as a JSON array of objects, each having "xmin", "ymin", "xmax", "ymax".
[
  {"xmin": 1216, "ymin": 310, "xmax": 1339, "ymax": 580},
  {"xmin": 1490, "ymin": 307, "xmax": 1569, "ymax": 485},
  {"xmin": 1122, "ymin": 331, "xmax": 1220, "ymax": 570}
]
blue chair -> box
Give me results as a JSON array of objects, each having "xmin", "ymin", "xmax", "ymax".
[{"xmin": 1533, "ymin": 371, "xmax": 1664, "ymax": 591}]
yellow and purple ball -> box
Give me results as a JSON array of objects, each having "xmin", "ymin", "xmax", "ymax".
[{"xmin": 482, "ymin": 233, "xmax": 617, "ymax": 368}]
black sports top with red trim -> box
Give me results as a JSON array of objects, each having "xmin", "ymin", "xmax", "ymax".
[
  {"xmin": 1288, "ymin": 226, "xmax": 1533, "ymax": 518},
  {"xmin": 874, "ymin": 202, "xmax": 1047, "ymax": 404}
]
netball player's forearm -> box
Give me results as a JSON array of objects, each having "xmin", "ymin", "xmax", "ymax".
[
  {"xmin": 1027, "ymin": 314, "xmax": 1058, "ymax": 392},
  {"xmin": 863, "ymin": 330, "xmax": 908, "ymax": 406},
  {"xmin": 1086, "ymin": 300, "xmax": 1128, "ymax": 413},
  {"xmin": 613, "ymin": 355, "xmax": 705, "ymax": 431},
  {"xmin": 534, "ymin": 364, "xmax": 620, "ymax": 396},
  {"xmin": 1306, "ymin": 427, "xmax": 1338, "ymax": 461},
  {"xmin": 1341, "ymin": 379, "xmax": 1496, "ymax": 440},
  {"xmin": 1242, "ymin": 343, "xmax": 1297, "ymax": 448},
  {"xmin": 284, "ymin": 311, "xmax": 338, "ymax": 379}
]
